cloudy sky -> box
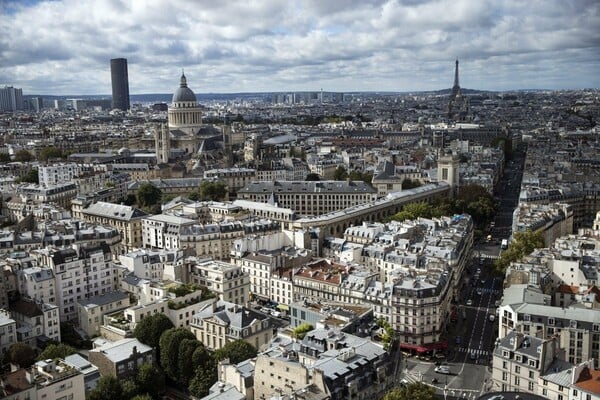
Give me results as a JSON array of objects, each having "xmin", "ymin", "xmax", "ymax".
[{"xmin": 1, "ymin": 0, "xmax": 598, "ymax": 95}]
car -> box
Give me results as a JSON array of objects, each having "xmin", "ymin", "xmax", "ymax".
[
  {"xmin": 400, "ymin": 378, "xmax": 409, "ymax": 387},
  {"xmin": 434, "ymin": 353, "xmax": 446, "ymax": 360},
  {"xmin": 480, "ymin": 278, "xmax": 486, "ymax": 284},
  {"xmin": 495, "ymin": 300, "xmax": 501, "ymax": 307},
  {"xmin": 476, "ymin": 288, "xmax": 483, "ymax": 295},
  {"xmin": 476, "ymin": 268, "xmax": 481, "ymax": 274},
  {"xmin": 434, "ymin": 366, "xmax": 451, "ymax": 374},
  {"xmin": 489, "ymin": 314, "xmax": 496, "ymax": 322},
  {"xmin": 469, "ymin": 352, "xmax": 478, "ymax": 360},
  {"xmin": 455, "ymin": 336, "xmax": 462, "ymax": 345},
  {"xmin": 466, "ymin": 299, "xmax": 473, "ymax": 306}
]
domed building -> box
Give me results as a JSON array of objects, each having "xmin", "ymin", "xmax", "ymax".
[
  {"xmin": 168, "ymin": 72, "xmax": 203, "ymax": 130},
  {"xmin": 155, "ymin": 72, "xmax": 222, "ymax": 164}
]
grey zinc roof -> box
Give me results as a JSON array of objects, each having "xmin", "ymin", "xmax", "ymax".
[
  {"xmin": 238, "ymin": 180, "xmax": 377, "ymax": 194},
  {"xmin": 84, "ymin": 201, "xmax": 147, "ymax": 221},
  {"xmin": 21, "ymin": 267, "xmax": 54, "ymax": 282},
  {"xmin": 541, "ymin": 359, "xmax": 574, "ymax": 388},
  {"xmin": 78, "ymin": 291, "xmax": 129, "ymax": 308},
  {"xmin": 91, "ymin": 338, "xmax": 152, "ymax": 363},
  {"xmin": 203, "ymin": 383, "xmax": 245, "ymax": 400}
]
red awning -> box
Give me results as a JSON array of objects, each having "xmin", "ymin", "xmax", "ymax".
[
  {"xmin": 399, "ymin": 343, "xmax": 428, "ymax": 353},
  {"xmin": 400, "ymin": 341, "xmax": 448, "ymax": 353},
  {"xmin": 423, "ymin": 341, "xmax": 448, "ymax": 351}
]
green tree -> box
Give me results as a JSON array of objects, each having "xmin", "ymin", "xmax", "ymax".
[
  {"xmin": 200, "ymin": 181, "xmax": 227, "ymax": 201},
  {"xmin": 38, "ymin": 146, "xmax": 63, "ymax": 162},
  {"xmin": 376, "ymin": 318, "xmax": 394, "ymax": 350},
  {"xmin": 7, "ymin": 342, "xmax": 36, "ymax": 368},
  {"xmin": 401, "ymin": 178, "xmax": 422, "ymax": 190},
  {"xmin": 188, "ymin": 363, "xmax": 218, "ymax": 398},
  {"xmin": 383, "ymin": 382, "xmax": 436, "ymax": 400},
  {"xmin": 14, "ymin": 149, "xmax": 33, "ymax": 162},
  {"xmin": 305, "ymin": 172, "xmax": 321, "ymax": 181},
  {"xmin": 333, "ymin": 166, "xmax": 348, "ymax": 181},
  {"xmin": 176, "ymin": 339, "xmax": 200, "ymax": 386},
  {"xmin": 88, "ymin": 376, "xmax": 126, "ymax": 400},
  {"xmin": 292, "ymin": 323, "xmax": 314, "ymax": 340},
  {"xmin": 0, "ymin": 153, "xmax": 11, "ymax": 163},
  {"xmin": 388, "ymin": 202, "xmax": 434, "ymax": 222},
  {"xmin": 133, "ymin": 313, "xmax": 174, "ymax": 350},
  {"xmin": 188, "ymin": 191, "xmax": 200, "ymax": 201},
  {"xmin": 213, "ymin": 340, "xmax": 257, "ymax": 364},
  {"xmin": 136, "ymin": 182, "xmax": 162, "ymax": 209},
  {"xmin": 122, "ymin": 380, "xmax": 139, "ymax": 399},
  {"xmin": 17, "ymin": 168, "xmax": 38, "ymax": 184},
  {"xmin": 494, "ymin": 230, "xmax": 545, "ymax": 274},
  {"xmin": 131, "ymin": 395, "xmax": 153, "ymax": 400},
  {"xmin": 348, "ymin": 170, "xmax": 373, "ymax": 184},
  {"xmin": 191, "ymin": 344, "xmax": 212, "ymax": 368},
  {"xmin": 37, "ymin": 344, "xmax": 76, "ymax": 361},
  {"xmin": 159, "ymin": 328, "xmax": 196, "ymax": 381},
  {"xmin": 135, "ymin": 363, "xmax": 166, "ymax": 399}
]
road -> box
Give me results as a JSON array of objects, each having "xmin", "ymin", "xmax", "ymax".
[{"xmin": 402, "ymin": 256, "xmax": 501, "ymax": 399}]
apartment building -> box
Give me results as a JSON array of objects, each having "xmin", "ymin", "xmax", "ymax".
[
  {"xmin": 31, "ymin": 243, "xmax": 116, "ymax": 321},
  {"xmin": 142, "ymin": 214, "xmax": 195, "ymax": 250},
  {"xmin": 253, "ymin": 353, "xmax": 328, "ymax": 400},
  {"xmin": 297, "ymin": 327, "xmax": 398, "ymax": 400},
  {"xmin": 72, "ymin": 201, "xmax": 147, "ymax": 253},
  {"xmin": 190, "ymin": 299, "xmax": 273, "ymax": 351},
  {"xmin": 88, "ymin": 338, "xmax": 153, "ymax": 379},
  {"xmin": 10, "ymin": 298, "xmax": 61, "ymax": 346},
  {"xmin": 179, "ymin": 219, "xmax": 280, "ymax": 261},
  {"xmin": 0, "ymin": 310, "xmax": 16, "ymax": 358},
  {"xmin": 187, "ymin": 258, "xmax": 250, "ymax": 305},
  {"xmin": 204, "ymin": 167, "xmax": 256, "ymax": 198},
  {"xmin": 238, "ymin": 247, "xmax": 311, "ymax": 302},
  {"xmin": 16, "ymin": 182, "xmax": 78, "ymax": 209},
  {"xmin": 513, "ymin": 202, "xmax": 574, "ymax": 246},
  {"xmin": 17, "ymin": 267, "xmax": 56, "ymax": 304},
  {"xmin": 492, "ymin": 331, "xmax": 560, "ymax": 393},
  {"xmin": 237, "ymin": 180, "xmax": 377, "ymax": 216},
  {"xmin": 77, "ymin": 291, "xmax": 130, "ymax": 337},
  {"xmin": 119, "ymin": 248, "xmax": 183, "ymax": 282},
  {"xmin": 0, "ymin": 359, "xmax": 85, "ymax": 400},
  {"xmin": 498, "ymin": 302, "xmax": 600, "ymax": 366}
]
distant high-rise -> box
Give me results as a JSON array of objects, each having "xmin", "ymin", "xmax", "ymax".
[
  {"xmin": 0, "ymin": 86, "xmax": 23, "ymax": 111},
  {"xmin": 110, "ymin": 58, "xmax": 130, "ymax": 111}
]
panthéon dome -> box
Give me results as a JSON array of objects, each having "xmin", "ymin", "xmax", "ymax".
[{"xmin": 172, "ymin": 72, "xmax": 197, "ymax": 103}]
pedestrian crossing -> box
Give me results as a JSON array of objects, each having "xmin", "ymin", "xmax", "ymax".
[{"xmin": 456, "ymin": 347, "xmax": 489, "ymax": 356}]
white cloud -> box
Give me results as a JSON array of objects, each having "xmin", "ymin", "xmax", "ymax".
[{"xmin": 0, "ymin": 0, "xmax": 598, "ymax": 94}]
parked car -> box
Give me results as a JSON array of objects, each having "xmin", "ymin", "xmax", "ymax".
[
  {"xmin": 434, "ymin": 366, "xmax": 451, "ymax": 374},
  {"xmin": 466, "ymin": 299, "xmax": 473, "ymax": 306},
  {"xmin": 470, "ymin": 352, "xmax": 478, "ymax": 360},
  {"xmin": 489, "ymin": 314, "xmax": 496, "ymax": 322},
  {"xmin": 476, "ymin": 288, "xmax": 483, "ymax": 295},
  {"xmin": 455, "ymin": 336, "xmax": 462, "ymax": 345}
]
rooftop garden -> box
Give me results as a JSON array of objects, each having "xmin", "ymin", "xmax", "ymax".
[
  {"xmin": 167, "ymin": 283, "xmax": 202, "ymax": 297},
  {"xmin": 167, "ymin": 285, "xmax": 216, "ymax": 310}
]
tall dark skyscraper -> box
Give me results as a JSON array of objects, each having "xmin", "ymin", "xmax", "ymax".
[{"xmin": 110, "ymin": 58, "xmax": 130, "ymax": 111}]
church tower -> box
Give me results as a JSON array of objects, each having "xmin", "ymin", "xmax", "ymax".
[
  {"xmin": 437, "ymin": 151, "xmax": 460, "ymax": 198},
  {"xmin": 155, "ymin": 123, "xmax": 170, "ymax": 164}
]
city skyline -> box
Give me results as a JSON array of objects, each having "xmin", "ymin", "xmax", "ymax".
[{"xmin": 1, "ymin": 0, "xmax": 599, "ymax": 96}]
